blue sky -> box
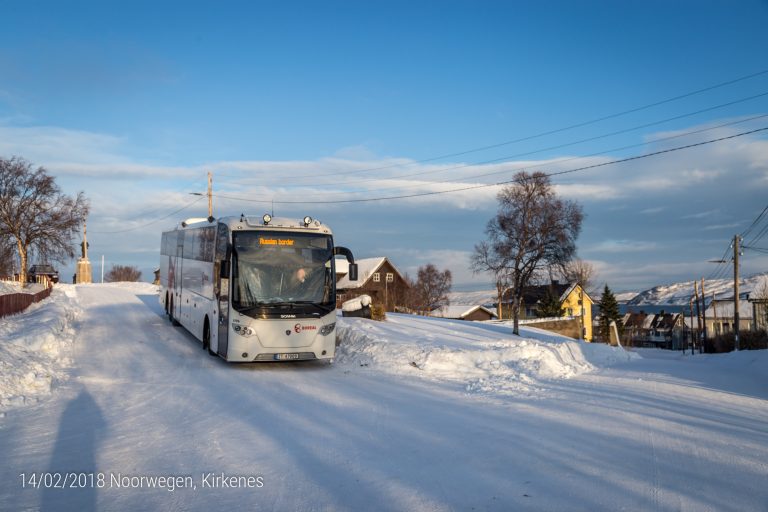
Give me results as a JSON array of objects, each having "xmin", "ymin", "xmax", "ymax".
[{"xmin": 2, "ymin": 0, "xmax": 768, "ymax": 293}]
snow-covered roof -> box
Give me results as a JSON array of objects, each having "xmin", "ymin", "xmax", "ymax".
[
  {"xmin": 336, "ymin": 257, "xmax": 401, "ymax": 289},
  {"xmin": 703, "ymin": 300, "xmax": 753, "ymax": 319},
  {"xmin": 429, "ymin": 305, "xmax": 497, "ymax": 320}
]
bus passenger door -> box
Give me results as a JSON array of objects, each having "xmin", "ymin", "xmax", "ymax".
[
  {"xmin": 217, "ymin": 276, "xmax": 229, "ymax": 358},
  {"xmin": 173, "ymin": 233, "xmax": 184, "ymax": 321},
  {"xmin": 215, "ymin": 224, "xmax": 230, "ymax": 358}
]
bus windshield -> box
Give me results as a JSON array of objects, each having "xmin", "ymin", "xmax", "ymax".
[{"xmin": 232, "ymin": 231, "xmax": 335, "ymax": 314}]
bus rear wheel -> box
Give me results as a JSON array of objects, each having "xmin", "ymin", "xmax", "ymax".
[{"xmin": 169, "ymin": 297, "xmax": 179, "ymax": 326}]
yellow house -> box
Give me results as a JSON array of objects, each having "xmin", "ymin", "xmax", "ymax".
[
  {"xmin": 558, "ymin": 283, "xmax": 594, "ymax": 342},
  {"xmin": 503, "ymin": 281, "xmax": 594, "ymax": 341}
]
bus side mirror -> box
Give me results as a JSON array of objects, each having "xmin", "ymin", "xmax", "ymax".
[{"xmin": 349, "ymin": 263, "xmax": 358, "ymax": 281}]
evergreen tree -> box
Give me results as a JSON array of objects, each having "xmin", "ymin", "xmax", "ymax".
[
  {"xmin": 536, "ymin": 287, "xmax": 565, "ymax": 318},
  {"xmin": 598, "ymin": 284, "xmax": 622, "ymax": 342}
]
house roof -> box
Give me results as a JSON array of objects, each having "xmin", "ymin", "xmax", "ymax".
[
  {"xmin": 429, "ymin": 305, "xmax": 497, "ymax": 320},
  {"xmin": 622, "ymin": 311, "xmax": 682, "ymax": 330},
  {"xmin": 505, "ymin": 282, "xmax": 592, "ymax": 306},
  {"xmin": 335, "ymin": 257, "xmax": 406, "ymax": 289},
  {"xmin": 703, "ymin": 299, "xmax": 753, "ymax": 319}
]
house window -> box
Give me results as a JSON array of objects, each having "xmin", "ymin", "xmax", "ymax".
[
  {"xmin": 373, "ymin": 272, "xmax": 380, "ymax": 282},
  {"xmin": 386, "ymin": 273, "xmax": 394, "ymax": 283}
]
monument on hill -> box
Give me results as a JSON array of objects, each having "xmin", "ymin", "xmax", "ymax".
[{"xmin": 76, "ymin": 220, "xmax": 93, "ymax": 284}]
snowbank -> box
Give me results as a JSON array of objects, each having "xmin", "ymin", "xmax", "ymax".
[
  {"xmin": 0, "ymin": 281, "xmax": 22, "ymax": 295},
  {"xmin": 337, "ymin": 313, "xmax": 636, "ymax": 396},
  {"xmin": 0, "ymin": 285, "xmax": 80, "ymax": 412}
]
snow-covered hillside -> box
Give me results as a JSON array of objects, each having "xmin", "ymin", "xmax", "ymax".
[
  {"xmin": 628, "ymin": 272, "xmax": 768, "ymax": 305},
  {"xmin": 1, "ymin": 283, "xmax": 767, "ymax": 511}
]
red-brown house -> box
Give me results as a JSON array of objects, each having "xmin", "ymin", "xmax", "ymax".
[{"xmin": 336, "ymin": 257, "xmax": 409, "ymax": 312}]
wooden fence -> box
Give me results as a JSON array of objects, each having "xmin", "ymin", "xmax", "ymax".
[{"xmin": 0, "ymin": 286, "xmax": 53, "ymax": 318}]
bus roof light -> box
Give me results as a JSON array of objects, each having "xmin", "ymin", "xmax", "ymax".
[
  {"xmin": 263, "ymin": 214, "xmax": 272, "ymax": 225},
  {"xmin": 303, "ymin": 216, "xmax": 313, "ymax": 227}
]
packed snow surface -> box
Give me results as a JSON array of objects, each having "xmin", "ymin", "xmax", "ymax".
[{"xmin": 1, "ymin": 283, "xmax": 767, "ymax": 511}]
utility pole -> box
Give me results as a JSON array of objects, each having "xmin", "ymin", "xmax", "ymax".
[
  {"xmin": 689, "ymin": 297, "xmax": 695, "ymax": 355},
  {"xmin": 734, "ymin": 234, "xmax": 741, "ymax": 351},
  {"xmin": 207, "ymin": 172, "xmax": 213, "ymax": 218},
  {"xmin": 694, "ymin": 281, "xmax": 702, "ymax": 352},
  {"xmin": 700, "ymin": 278, "xmax": 707, "ymax": 352}
]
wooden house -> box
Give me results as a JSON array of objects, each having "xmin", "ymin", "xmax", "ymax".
[
  {"xmin": 500, "ymin": 281, "xmax": 594, "ymax": 341},
  {"xmin": 336, "ymin": 257, "xmax": 410, "ymax": 312}
]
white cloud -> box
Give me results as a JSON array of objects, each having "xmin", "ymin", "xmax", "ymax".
[
  {"xmin": 703, "ymin": 223, "xmax": 740, "ymax": 231},
  {"xmin": 682, "ymin": 209, "xmax": 720, "ymax": 220},
  {"xmin": 3, "ymin": 117, "xmax": 768, "ymax": 293},
  {"xmin": 588, "ymin": 240, "xmax": 658, "ymax": 253}
]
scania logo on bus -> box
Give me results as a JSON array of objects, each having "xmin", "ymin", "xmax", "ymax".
[
  {"xmin": 294, "ymin": 323, "xmax": 318, "ymax": 334},
  {"xmin": 280, "ymin": 314, "xmax": 296, "ymax": 319}
]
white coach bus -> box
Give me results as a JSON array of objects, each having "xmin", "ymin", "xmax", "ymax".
[{"xmin": 159, "ymin": 214, "xmax": 358, "ymax": 362}]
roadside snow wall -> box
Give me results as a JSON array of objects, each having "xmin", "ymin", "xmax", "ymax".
[
  {"xmin": 337, "ymin": 314, "xmax": 637, "ymax": 397},
  {"xmin": 0, "ymin": 286, "xmax": 79, "ymax": 412}
]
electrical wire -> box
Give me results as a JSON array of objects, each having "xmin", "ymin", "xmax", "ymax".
[
  {"xmin": 221, "ymin": 113, "xmax": 768, "ymax": 199},
  {"xmin": 218, "ymin": 91, "xmax": 768, "ymax": 196},
  {"xmin": 91, "ymin": 195, "xmax": 206, "ymax": 234},
  {"xmin": 210, "ymin": 126, "xmax": 768, "ymax": 205},
  {"xmin": 217, "ymin": 68, "xmax": 768, "ymax": 181}
]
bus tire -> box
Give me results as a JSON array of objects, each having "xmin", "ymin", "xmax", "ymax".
[
  {"xmin": 170, "ymin": 297, "xmax": 180, "ymax": 326},
  {"xmin": 204, "ymin": 319, "xmax": 216, "ymax": 356}
]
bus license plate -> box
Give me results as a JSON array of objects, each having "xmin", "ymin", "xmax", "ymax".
[{"xmin": 275, "ymin": 353, "xmax": 300, "ymax": 361}]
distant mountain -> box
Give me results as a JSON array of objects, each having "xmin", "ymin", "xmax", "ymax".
[
  {"xmin": 627, "ymin": 273, "xmax": 768, "ymax": 306},
  {"xmin": 614, "ymin": 291, "xmax": 639, "ymax": 304}
]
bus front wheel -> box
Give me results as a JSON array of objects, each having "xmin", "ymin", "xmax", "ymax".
[{"xmin": 203, "ymin": 318, "xmax": 216, "ymax": 356}]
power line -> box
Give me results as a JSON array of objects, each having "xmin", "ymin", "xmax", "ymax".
[
  {"xmin": 219, "ymin": 91, "xmax": 768, "ymax": 197},
  {"xmin": 742, "ymin": 245, "xmax": 768, "ymax": 254},
  {"xmin": 227, "ymin": 113, "xmax": 768, "ymax": 199},
  {"xmin": 91, "ymin": 195, "xmax": 206, "ymax": 234},
  {"xmin": 210, "ymin": 126, "xmax": 768, "ymax": 205},
  {"xmin": 222, "ymin": 68, "xmax": 768, "ymax": 181}
]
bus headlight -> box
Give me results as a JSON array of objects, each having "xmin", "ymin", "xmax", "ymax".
[{"xmin": 320, "ymin": 322, "xmax": 336, "ymax": 336}]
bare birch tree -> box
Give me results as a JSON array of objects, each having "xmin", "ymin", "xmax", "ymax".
[
  {"xmin": 412, "ymin": 264, "xmax": 452, "ymax": 314},
  {"xmin": 0, "ymin": 157, "xmax": 89, "ymax": 284},
  {"xmin": 559, "ymin": 258, "xmax": 596, "ymax": 292},
  {"xmin": 471, "ymin": 171, "xmax": 583, "ymax": 335}
]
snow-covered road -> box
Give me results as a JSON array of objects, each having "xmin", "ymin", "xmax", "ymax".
[{"xmin": 1, "ymin": 284, "xmax": 767, "ymax": 511}]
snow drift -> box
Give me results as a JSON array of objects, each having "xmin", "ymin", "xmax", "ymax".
[
  {"xmin": 0, "ymin": 285, "xmax": 79, "ymax": 412},
  {"xmin": 337, "ymin": 313, "xmax": 637, "ymax": 396}
]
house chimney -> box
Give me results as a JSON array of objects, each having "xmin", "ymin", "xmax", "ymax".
[{"xmin": 551, "ymin": 279, "xmax": 559, "ymax": 286}]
